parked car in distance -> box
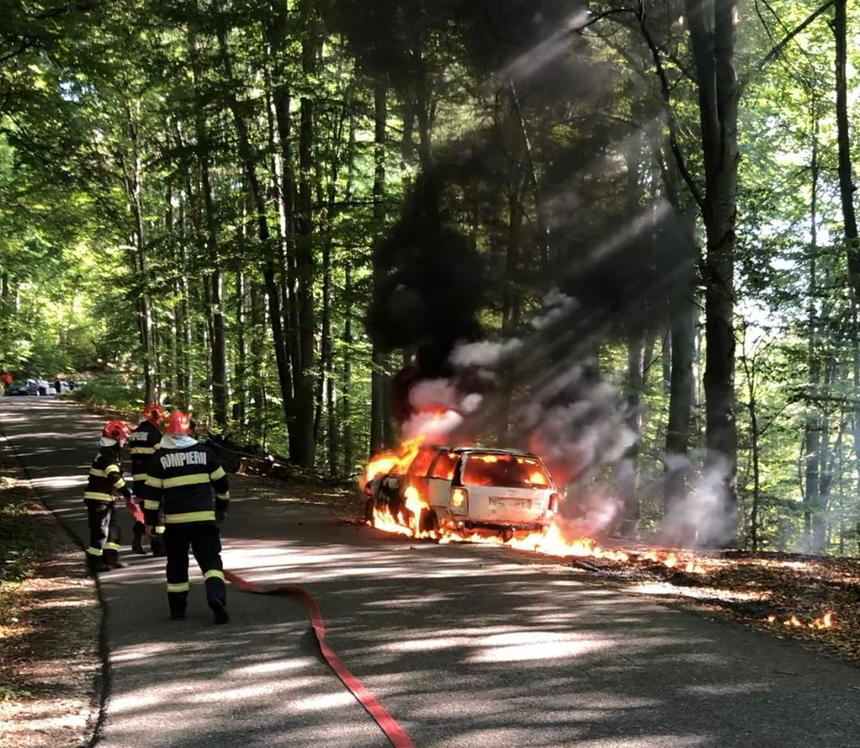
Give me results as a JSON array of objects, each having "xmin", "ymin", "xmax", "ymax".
[
  {"xmin": 5, "ymin": 381, "xmax": 28, "ymax": 396},
  {"xmin": 367, "ymin": 446, "xmax": 560, "ymax": 536}
]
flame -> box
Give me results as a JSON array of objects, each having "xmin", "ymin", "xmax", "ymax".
[
  {"xmin": 370, "ymin": 505, "xmax": 414, "ymax": 537},
  {"xmin": 361, "ymin": 436, "xmax": 425, "ymax": 492},
  {"xmin": 362, "ymin": 434, "xmax": 711, "ymax": 573},
  {"xmin": 765, "ymin": 611, "xmax": 836, "ymax": 629}
]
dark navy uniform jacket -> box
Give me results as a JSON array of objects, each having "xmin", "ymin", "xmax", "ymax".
[
  {"xmin": 84, "ymin": 446, "xmax": 131, "ymax": 502},
  {"xmin": 127, "ymin": 420, "xmax": 162, "ymax": 495},
  {"xmin": 142, "ymin": 439, "xmax": 230, "ymax": 526}
]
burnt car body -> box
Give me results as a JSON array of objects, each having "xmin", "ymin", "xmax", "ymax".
[{"xmin": 366, "ymin": 445, "xmax": 560, "ymax": 535}]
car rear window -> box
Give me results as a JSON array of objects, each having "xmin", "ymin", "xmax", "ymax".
[{"xmin": 462, "ymin": 454, "xmax": 550, "ymax": 489}]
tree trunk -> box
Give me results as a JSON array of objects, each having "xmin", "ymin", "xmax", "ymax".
[
  {"xmin": 665, "ymin": 285, "xmax": 695, "ymax": 508},
  {"xmin": 194, "ymin": 109, "xmax": 228, "ymax": 427},
  {"xmin": 214, "ymin": 17, "xmax": 295, "ymax": 439},
  {"xmin": 370, "ymin": 78, "xmax": 390, "ymax": 454},
  {"xmin": 832, "ymin": 0, "xmax": 860, "ymax": 302},
  {"xmin": 234, "ymin": 271, "xmax": 247, "ymax": 427},
  {"xmin": 262, "ymin": 3, "xmax": 300, "ymax": 417},
  {"xmin": 342, "ymin": 262, "xmax": 354, "ymax": 475},
  {"xmin": 831, "ymin": 0, "xmax": 860, "ymax": 505},
  {"xmin": 125, "ymin": 116, "xmax": 156, "ymax": 403},
  {"xmin": 686, "ymin": 0, "xmax": 739, "ymax": 520},
  {"xmin": 813, "ymin": 357, "xmax": 837, "ymax": 552},
  {"xmin": 619, "ymin": 333, "xmax": 644, "ymax": 530},
  {"xmin": 803, "ymin": 115, "xmax": 821, "ymax": 550},
  {"xmin": 342, "ymin": 110, "xmax": 357, "ymax": 476},
  {"xmin": 292, "ymin": 0, "xmax": 318, "ymax": 469},
  {"xmin": 250, "ymin": 282, "xmax": 267, "ymax": 441}
]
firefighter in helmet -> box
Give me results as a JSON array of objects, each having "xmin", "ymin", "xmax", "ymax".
[
  {"xmin": 84, "ymin": 420, "xmax": 133, "ymax": 574},
  {"xmin": 127, "ymin": 403, "xmax": 166, "ymax": 556},
  {"xmin": 142, "ymin": 411, "xmax": 230, "ymax": 624}
]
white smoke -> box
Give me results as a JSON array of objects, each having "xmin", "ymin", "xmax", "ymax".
[
  {"xmin": 403, "ymin": 409, "xmax": 463, "ymax": 440},
  {"xmin": 530, "ymin": 289, "xmax": 579, "ymax": 330},
  {"xmin": 449, "ymin": 339, "xmax": 523, "ymax": 368},
  {"xmin": 658, "ymin": 456, "xmax": 736, "ymax": 547},
  {"xmin": 522, "ymin": 366, "xmax": 637, "ymax": 486},
  {"xmin": 402, "ymin": 378, "xmax": 480, "ymax": 440},
  {"xmin": 560, "ymin": 483, "xmax": 625, "ymax": 537}
]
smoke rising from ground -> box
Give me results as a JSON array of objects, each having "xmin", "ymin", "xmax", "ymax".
[{"xmin": 658, "ymin": 456, "xmax": 738, "ymax": 548}]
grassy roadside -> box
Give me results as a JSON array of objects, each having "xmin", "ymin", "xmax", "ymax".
[{"xmin": 0, "ymin": 438, "xmax": 100, "ymax": 748}]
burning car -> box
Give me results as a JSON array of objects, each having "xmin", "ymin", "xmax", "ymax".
[{"xmin": 365, "ymin": 445, "xmax": 561, "ymax": 537}]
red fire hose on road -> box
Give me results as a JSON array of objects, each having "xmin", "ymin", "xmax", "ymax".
[{"xmin": 223, "ymin": 570, "xmax": 416, "ymax": 748}]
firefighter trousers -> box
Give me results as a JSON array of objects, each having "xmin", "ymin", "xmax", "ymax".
[
  {"xmin": 164, "ymin": 523, "xmax": 225, "ymax": 618},
  {"xmin": 133, "ymin": 521, "xmax": 166, "ymax": 555},
  {"xmin": 85, "ymin": 500, "xmax": 121, "ymax": 569}
]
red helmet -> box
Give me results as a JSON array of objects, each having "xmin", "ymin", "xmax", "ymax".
[
  {"xmin": 164, "ymin": 410, "xmax": 193, "ymax": 436},
  {"xmin": 102, "ymin": 420, "xmax": 131, "ymax": 445},
  {"xmin": 141, "ymin": 403, "xmax": 165, "ymax": 425}
]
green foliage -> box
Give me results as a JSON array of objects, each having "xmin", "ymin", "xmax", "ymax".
[
  {"xmin": 0, "ymin": 0, "xmax": 859, "ymax": 549},
  {"xmin": 67, "ymin": 380, "xmax": 142, "ymax": 413}
]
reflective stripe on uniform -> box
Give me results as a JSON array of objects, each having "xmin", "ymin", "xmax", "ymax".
[
  {"xmin": 86, "ymin": 546, "xmax": 103, "ymax": 556},
  {"xmin": 132, "ymin": 473, "xmax": 147, "ymax": 482},
  {"xmin": 89, "ymin": 468, "xmax": 107, "ymax": 477},
  {"xmin": 166, "ymin": 582, "xmax": 190, "ymax": 593},
  {"xmin": 154, "ymin": 526, "xmax": 165, "ymax": 534},
  {"xmin": 103, "ymin": 464, "xmax": 120, "ymax": 475},
  {"xmin": 144, "ymin": 499, "xmax": 160, "ymax": 510},
  {"xmin": 162, "ymin": 474, "xmax": 210, "ymax": 489},
  {"xmin": 164, "ymin": 511, "xmax": 216, "ymax": 524},
  {"xmin": 130, "ymin": 446, "xmax": 156, "ymax": 454},
  {"xmin": 83, "ymin": 492, "xmax": 113, "ymax": 501},
  {"xmin": 113, "ymin": 477, "xmax": 126, "ymax": 489},
  {"xmin": 216, "ymin": 492, "xmax": 230, "ymax": 501},
  {"xmin": 145, "ymin": 476, "xmax": 164, "ymax": 488},
  {"xmin": 209, "ymin": 466, "xmax": 226, "ymax": 480},
  {"xmin": 104, "ymin": 542, "xmax": 121, "ymax": 551},
  {"xmin": 203, "ymin": 569, "xmax": 225, "ymax": 582}
]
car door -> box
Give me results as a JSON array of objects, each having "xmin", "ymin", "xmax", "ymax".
[{"xmin": 425, "ymin": 450, "xmax": 456, "ymax": 512}]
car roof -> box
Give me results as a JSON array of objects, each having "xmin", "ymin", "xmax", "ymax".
[{"xmin": 449, "ymin": 446, "xmax": 539, "ymax": 459}]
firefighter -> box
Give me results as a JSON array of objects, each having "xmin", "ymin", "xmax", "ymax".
[
  {"xmin": 84, "ymin": 420, "xmax": 133, "ymax": 574},
  {"xmin": 143, "ymin": 411, "xmax": 230, "ymax": 624},
  {"xmin": 127, "ymin": 403, "xmax": 166, "ymax": 556}
]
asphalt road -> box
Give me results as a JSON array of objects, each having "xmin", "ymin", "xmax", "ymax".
[{"xmin": 2, "ymin": 396, "xmax": 860, "ymax": 748}]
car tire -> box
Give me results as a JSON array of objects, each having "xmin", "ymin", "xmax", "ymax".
[
  {"xmin": 499, "ymin": 527, "xmax": 514, "ymax": 542},
  {"xmin": 419, "ymin": 509, "xmax": 439, "ymax": 534},
  {"xmin": 364, "ymin": 497, "xmax": 375, "ymax": 524}
]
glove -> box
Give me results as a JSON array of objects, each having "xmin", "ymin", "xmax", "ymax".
[{"xmin": 215, "ymin": 508, "xmax": 226, "ymax": 525}]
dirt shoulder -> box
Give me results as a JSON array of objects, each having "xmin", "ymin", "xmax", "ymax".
[
  {"xmin": 610, "ymin": 549, "xmax": 860, "ymax": 667},
  {"xmin": 0, "ymin": 434, "xmax": 100, "ymax": 748}
]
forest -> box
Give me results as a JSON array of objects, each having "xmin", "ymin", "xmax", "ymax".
[{"xmin": 0, "ymin": 0, "xmax": 858, "ymax": 555}]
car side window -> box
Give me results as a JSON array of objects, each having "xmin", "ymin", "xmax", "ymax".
[
  {"xmin": 428, "ymin": 451, "xmax": 456, "ymax": 480},
  {"xmin": 409, "ymin": 447, "xmax": 436, "ymax": 478}
]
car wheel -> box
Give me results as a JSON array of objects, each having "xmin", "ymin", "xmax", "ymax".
[{"xmin": 419, "ymin": 509, "xmax": 438, "ymax": 534}]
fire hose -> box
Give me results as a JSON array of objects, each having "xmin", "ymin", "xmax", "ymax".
[{"xmin": 223, "ymin": 569, "xmax": 416, "ymax": 748}]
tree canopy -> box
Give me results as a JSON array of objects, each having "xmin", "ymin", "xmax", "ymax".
[{"xmin": 1, "ymin": 0, "xmax": 859, "ymax": 554}]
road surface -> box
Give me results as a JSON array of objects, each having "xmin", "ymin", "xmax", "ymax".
[{"xmin": 2, "ymin": 396, "xmax": 859, "ymax": 747}]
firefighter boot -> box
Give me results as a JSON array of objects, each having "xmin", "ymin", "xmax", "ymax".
[
  {"xmin": 86, "ymin": 553, "xmax": 110, "ymax": 575},
  {"xmin": 103, "ymin": 545, "xmax": 124, "ymax": 569},
  {"xmin": 132, "ymin": 522, "xmax": 146, "ymax": 554},
  {"xmin": 168, "ymin": 589, "xmax": 188, "ymax": 620},
  {"xmin": 204, "ymin": 570, "xmax": 229, "ymax": 624},
  {"xmin": 150, "ymin": 531, "xmax": 166, "ymax": 557},
  {"xmin": 211, "ymin": 600, "xmax": 229, "ymax": 625}
]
